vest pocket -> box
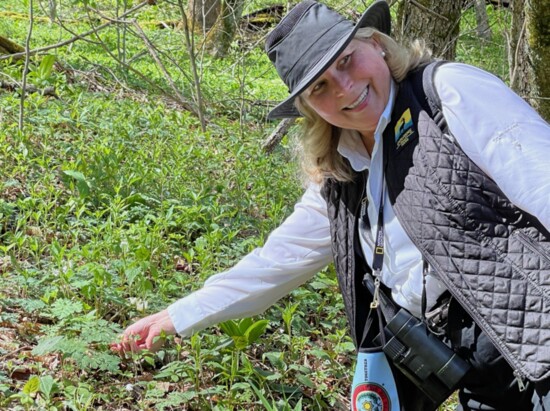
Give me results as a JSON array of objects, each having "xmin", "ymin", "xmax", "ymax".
[
  {"xmin": 508, "ymin": 230, "xmax": 550, "ymax": 297},
  {"xmin": 511, "ymin": 230, "xmax": 550, "ymax": 267}
]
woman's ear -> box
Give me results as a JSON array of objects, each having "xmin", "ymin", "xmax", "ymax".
[{"xmin": 368, "ymin": 36, "xmax": 383, "ymax": 53}]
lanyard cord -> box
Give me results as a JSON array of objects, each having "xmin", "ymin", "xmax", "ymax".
[
  {"xmin": 370, "ymin": 184, "xmax": 385, "ymax": 310},
  {"xmin": 366, "ymin": 181, "xmax": 428, "ymax": 320},
  {"xmin": 359, "ymin": 183, "xmax": 387, "ymax": 348}
]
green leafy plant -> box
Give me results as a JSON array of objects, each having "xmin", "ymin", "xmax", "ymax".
[
  {"xmin": 0, "ymin": 0, "xmax": 509, "ymax": 408},
  {"xmin": 219, "ymin": 317, "xmax": 269, "ymax": 351}
]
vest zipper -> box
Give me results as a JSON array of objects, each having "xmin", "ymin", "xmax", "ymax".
[{"xmin": 513, "ymin": 369, "xmax": 528, "ymax": 392}]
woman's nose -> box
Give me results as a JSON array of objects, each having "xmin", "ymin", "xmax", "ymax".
[{"xmin": 332, "ymin": 72, "xmax": 352, "ymax": 97}]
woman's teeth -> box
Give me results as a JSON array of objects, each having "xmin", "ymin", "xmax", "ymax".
[{"xmin": 345, "ymin": 86, "xmax": 369, "ymax": 110}]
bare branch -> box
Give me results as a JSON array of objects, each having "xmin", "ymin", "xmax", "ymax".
[
  {"xmin": 0, "ymin": 0, "xmax": 150, "ymax": 62},
  {"xmin": 409, "ymin": 0, "xmax": 450, "ymax": 22},
  {"xmin": 75, "ymin": 5, "xmax": 198, "ymax": 115},
  {"xmin": 525, "ymin": 96, "xmax": 550, "ymax": 101},
  {"xmin": 132, "ymin": 22, "xmax": 190, "ymax": 106},
  {"xmin": 510, "ymin": 17, "xmax": 527, "ymax": 90},
  {"xmin": 177, "ymin": 0, "xmax": 207, "ymax": 131},
  {"xmin": 79, "ymin": 16, "xmax": 198, "ymax": 115},
  {"xmin": 19, "ymin": 0, "xmax": 34, "ymax": 131}
]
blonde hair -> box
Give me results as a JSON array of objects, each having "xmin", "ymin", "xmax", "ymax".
[{"xmin": 295, "ymin": 28, "xmax": 432, "ymax": 184}]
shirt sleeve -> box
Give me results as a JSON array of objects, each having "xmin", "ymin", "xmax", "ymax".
[
  {"xmin": 167, "ymin": 183, "xmax": 333, "ymax": 336},
  {"xmin": 435, "ymin": 63, "xmax": 550, "ymax": 231}
]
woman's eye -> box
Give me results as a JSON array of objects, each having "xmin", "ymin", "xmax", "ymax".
[
  {"xmin": 312, "ymin": 82, "xmax": 325, "ymax": 94},
  {"xmin": 340, "ymin": 54, "xmax": 351, "ymax": 66}
]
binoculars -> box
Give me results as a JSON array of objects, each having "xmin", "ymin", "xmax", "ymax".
[{"xmin": 382, "ymin": 309, "xmax": 471, "ymax": 404}]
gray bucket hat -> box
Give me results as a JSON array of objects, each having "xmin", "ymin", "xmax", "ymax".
[{"xmin": 265, "ymin": 0, "xmax": 391, "ymax": 119}]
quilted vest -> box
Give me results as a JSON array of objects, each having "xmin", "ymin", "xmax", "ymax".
[{"xmin": 321, "ymin": 63, "xmax": 550, "ymax": 383}]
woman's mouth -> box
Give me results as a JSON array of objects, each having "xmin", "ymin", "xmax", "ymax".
[{"xmin": 344, "ymin": 86, "xmax": 369, "ymax": 111}]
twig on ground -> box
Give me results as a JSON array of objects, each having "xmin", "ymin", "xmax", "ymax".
[
  {"xmin": 1, "ymin": 80, "xmax": 58, "ymax": 98},
  {"xmin": 263, "ymin": 118, "xmax": 296, "ymax": 153},
  {"xmin": 0, "ymin": 345, "xmax": 32, "ymax": 362}
]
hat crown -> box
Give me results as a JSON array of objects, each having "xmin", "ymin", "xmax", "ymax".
[
  {"xmin": 265, "ymin": 1, "xmax": 351, "ymax": 93},
  {"xmin": 265, "ymin": 0, "xmax": 317, "ymax": 63}
]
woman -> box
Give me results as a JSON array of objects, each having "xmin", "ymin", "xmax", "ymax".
[{"xmin": 113, "ymin": 1, "xmax": 550, "ymax": 409}]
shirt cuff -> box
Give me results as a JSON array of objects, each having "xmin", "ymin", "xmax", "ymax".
[{"xmin": 167, "ymin": 294, "xmax": 207, "ymax": 337}]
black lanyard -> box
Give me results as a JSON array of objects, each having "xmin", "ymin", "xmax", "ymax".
[
  {"xmin": 364, "ymin": 183, "xmax": 429, "ymax": 318},
  {"xmin": 364, "ymin": 184, "xmax": 386, "ymax": 309}
]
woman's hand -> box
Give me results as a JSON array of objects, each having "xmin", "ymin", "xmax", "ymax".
[{"xmin": 111, "ymin": 309, "xmax": 176, "ymax": 354}]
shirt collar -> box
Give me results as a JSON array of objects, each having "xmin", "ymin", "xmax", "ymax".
[{"xmin": 337, "ymin": 79, "xmax": 397, "ymax": 172}]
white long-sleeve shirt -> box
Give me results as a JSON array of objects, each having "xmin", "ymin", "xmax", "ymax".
[{"xmin": 168, "ymin": 63, "xmax": 550, "ymax": 335}]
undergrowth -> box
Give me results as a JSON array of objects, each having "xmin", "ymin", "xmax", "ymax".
[{"xmin": 0, "ymin": 0, "xmax": 510, "ymax": 409}]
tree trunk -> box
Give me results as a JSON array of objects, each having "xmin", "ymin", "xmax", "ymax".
[
  {"xmin": 204, "ymin": 0, "xmax": 245, "ymax": 58},
  {"xmin": 48, "ymin": 0, "xmax": 57, "ymax": 24},
  {"xmin": 188, "ymin": 0, "xmax": 221, "ymax": 33},
  {"xmin": 509, "ymin": 0, "xmax": 530, "ymax": 91},
  {"xmin": 509, "ymin": 0, "xmax": 550, "ymax": 120},
  {"xmin": 474, "ymin": 0, "xmax": 492, "ymax": 41},
  {"xmin": 395, "ymin": 0, "xmax": 466, "ymax": 60}
]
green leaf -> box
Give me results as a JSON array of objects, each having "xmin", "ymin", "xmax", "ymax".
[
  {"xmin": 252, "ymin": 367, "xmax": 279, "ymax": 380},
  {"xmin": 134, "ymin": 245, "xmax": 151, "ymax": 261},
  {"xmin": 91, "ymin": 265, "xmax": 112, "ymax": 287},
  {"xmin": 73, "ymin": 350, "xmax": 121, "ymax": 373},
  {"xmin": 337, "ymin": 341, "xmax": 356, "ymax": 353},
  {"xmin": 244, "ymin": 319, "xmax": 269, "ymax": 345},
  {"xmin": 62, "ymin": 169, "xmax": 86, "ymax": 182},
  {"xmin": 79, "ymin": 319, "xmax": 121, "ymax": 344},
  {"xmin": 270, "ymin": 383, "xmax": 302, "ymax": 395},
  {"xmin": 230, "ymin": 382, "xmax": 250, "ymax": 391},
  {"xmin": 62, "ymin": 170, "xmax": 91, "ymax": 197},
  {"xmin": 23, "ymin": 376, "xmax": 40, "ymax": 395},
  {"xmin": 232, "ymin": 335, "xmax": 249, "ymax": 351},
  {"xmin": 296, "ymin": 374, "xmax": 315, "ymax": 389},
  {"xmin": 124, "ymin": 266, "xmax": 142, "ymax": 286},
  {"xmin": 37, "ymin": 55, "xmax": 56, "ymax": 81},
  {"xmin": 250, "ymin": 383, "xmax": 276, "ymax": 411},
  {"xmin": 156, "ymin": 391, "xmax": 197, "ymax": 410},
  {"xmin": 50, "ymin": 298, "xmax": 83, "ymax": 319},
  {"xmin": 219, "ymin": 319, "xmax": 242, "ymax": 337},
  {"xmin": 263, "ymin": 352, "xmax": 287, "ymax": 371},
  {"xmin": 237, "ymin": 317, "xmax": 253, "ymax": 334},
  {"xmin": 281, "ymin": 303, "xmax": 299, "ymax": 329},
  {"xmin": 12, "ymin": 298, "xmax": 46, "ymax": 314},
  {"xmin": 310, "ymin": 349, "xmax": 331, "ymax": 360},
  {"xmin": 32, "ymin": 336, "xmax": 65, "ymax": 356},
  {"xmin": 39, "ymin": 375, "xmax": 56, "ymax": 399}
]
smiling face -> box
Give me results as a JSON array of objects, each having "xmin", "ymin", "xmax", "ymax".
[{"xmin": 301, "ymin": 38, "xmax": 392, "ymax": 140}]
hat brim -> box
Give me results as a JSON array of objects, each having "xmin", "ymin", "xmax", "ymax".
[{"xmin": 267, "ymin": 0, "xmax": 391, "ymax": 120}]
